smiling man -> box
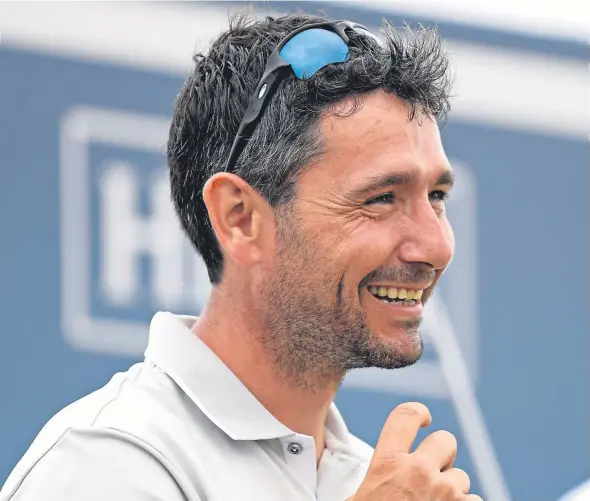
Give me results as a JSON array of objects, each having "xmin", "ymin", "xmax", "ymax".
[{"xmin": 0, "ymin": 12, "xmax": 481, "ymax": 501}]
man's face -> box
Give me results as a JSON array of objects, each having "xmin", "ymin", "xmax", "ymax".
[{"xmin": 260, "ymin": 91, "xmax": 455, "ymax": 386}]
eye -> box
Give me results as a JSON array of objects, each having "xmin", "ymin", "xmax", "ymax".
[
  {"xmin": 365, "ymin": 193, "xmax": 395, "ymax": 205},
  {"xmin": 429, "ymin": 190, "xmax": 449, "ymax": 203}
]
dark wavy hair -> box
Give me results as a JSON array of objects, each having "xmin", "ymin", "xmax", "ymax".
[{"xmin": 167, "ymin": 12, "xmax": 453, "ymax": 284}]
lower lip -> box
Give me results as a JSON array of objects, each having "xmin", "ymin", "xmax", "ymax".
[{"xmin": 368, "ymin": 292, "xmax": 424, "ymax": 317}]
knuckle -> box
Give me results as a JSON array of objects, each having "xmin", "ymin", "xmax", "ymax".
[
  {"xmin": 369, "ymin": 453, "xmax": 404, "ymax": 478},
  {"xmin": 407, "ymin": 456, "xmax": 432, "ymax": 483},
  {"xmin": 369, "ymin": 453, "xmax": 436, "ymax": 486},
  {"xmin": 433, "ymin": 480, "xmax": 457, "ymax": 499},
  {"xmin": 456, "ymin": 468, "xmax": 471, "ymax": 488},
  {"xmin": 428, "ymin": 430, "xmax": 458, "ymax": 460},
  {"xmin": 439, "ymin": 468, "xmax": 471, "ymax": 496},
  {"xmin": 393, "ymin": 402, "xmax": 427, "ymax": 419},
  {"xmin": 434, "ymin": 429, "xmax": 457, "ymax": 445}
]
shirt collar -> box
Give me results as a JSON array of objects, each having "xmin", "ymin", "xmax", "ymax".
[{"xmin": 144, "ymin": 312, "xmax": 355, "ymax": 450}]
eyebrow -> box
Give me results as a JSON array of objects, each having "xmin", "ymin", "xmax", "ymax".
[{"xmin": 347, "ymin": 168, "xmax": 455, "ymax": 199}]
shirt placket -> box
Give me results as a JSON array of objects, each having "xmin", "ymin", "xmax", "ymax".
[{"xmin": 280, "ymin": 434, "xmax": 318, "ymax": 497}]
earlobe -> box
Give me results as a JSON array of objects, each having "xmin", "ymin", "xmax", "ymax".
[{"xmin": 203, "ymin": 173, "xmax": 266, "ymax": 268}]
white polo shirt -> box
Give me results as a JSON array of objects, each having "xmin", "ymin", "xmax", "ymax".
[
  {"xmin": 1, "ymin": 312, "xmax": 374, "ymax": 501},
  {"xmin": 558, "ymin": 480, "xmax": 590, "ymax": 501}
]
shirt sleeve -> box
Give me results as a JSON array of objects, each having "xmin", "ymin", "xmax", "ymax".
[{"xmin": 5, "ymin": 428, "xmax": 191, "ymax": 501}]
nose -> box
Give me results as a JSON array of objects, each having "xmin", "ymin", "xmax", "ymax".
[{"xmin": 397, "ymin": 200, "xmax": 454, "ymax": 271}]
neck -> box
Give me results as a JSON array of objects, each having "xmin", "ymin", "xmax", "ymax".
[{"xmin": 193, "ymin": 286, "xmax": 342, "ymax": 463}]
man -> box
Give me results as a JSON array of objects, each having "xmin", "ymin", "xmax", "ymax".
[{"xmin": 1, "ymin": 13, "xmax": 481, "ymax": 501}]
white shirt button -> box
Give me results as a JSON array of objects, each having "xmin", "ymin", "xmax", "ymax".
[{"xmin": 287, "ymin": 442, "xmax": 303, "ymax": 455}]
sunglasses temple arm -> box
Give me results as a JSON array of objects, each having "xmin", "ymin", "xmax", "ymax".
[
  {"xmin": 225, "ymin": 70, "xmax": 283, "ymax": 172},
  {"xmin": 226, "ymin": 132, "xmax": 247, "ymax": 172}
]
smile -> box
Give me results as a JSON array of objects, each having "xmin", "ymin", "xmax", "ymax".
[{"xmin": 367, "ymin": 285, "xmax": 423, "ymax": 306}]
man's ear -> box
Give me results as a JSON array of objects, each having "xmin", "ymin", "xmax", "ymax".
[{"xmin": 203, "ymin": 172, "xmax": 269, "ymax": 269}]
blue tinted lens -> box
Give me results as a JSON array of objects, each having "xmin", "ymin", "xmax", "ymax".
[{"xmin": 279, "ymin": 29, "xmax": 349, "ymax": 79}]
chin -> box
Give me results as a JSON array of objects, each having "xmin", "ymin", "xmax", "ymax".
[
  {"xmin": 402, "ymin": 341, "xmax": 424, "ymax": 366},
  {"xmin": 396, "ymin": 338, "xmax": 424, "ymax": 366},
  {"xmin": 366, "ymin": 328, "xmax": 424, "ymax": 370}
]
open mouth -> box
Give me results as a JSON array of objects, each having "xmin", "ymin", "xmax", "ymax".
[{"xmin": 367, "ymin": 285, "xmax": 423, "ymax": 307}]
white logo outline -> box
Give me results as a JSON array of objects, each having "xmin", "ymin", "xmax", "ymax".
[{"xmin": 60, "ymin": 106, "xmax": 178, "ymax": 356}]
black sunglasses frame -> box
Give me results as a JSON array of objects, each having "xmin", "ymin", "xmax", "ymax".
[{"xmin": 224, "ymin": 20, "xmax": 372, "ymax": 173}]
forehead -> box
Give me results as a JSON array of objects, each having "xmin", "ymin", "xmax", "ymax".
[{"xmin": 301, "ymin": 90, "xmax": 450, "ymax": 192}]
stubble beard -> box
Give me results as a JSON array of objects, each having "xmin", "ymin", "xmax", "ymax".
[{"xmin": 258, "ymin": 223, "xmax": 424, "ymax": 392}]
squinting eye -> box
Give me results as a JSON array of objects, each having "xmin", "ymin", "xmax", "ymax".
[
  {"xmin": 429, "ymin": 190, "xmax": 449, "ymax": 203},
  {"xmin": 366, "ymin": 193, "xmax": 395, "ymax": 205}
]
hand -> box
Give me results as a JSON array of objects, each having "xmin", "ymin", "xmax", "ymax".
[{"xmin": 347, "ymin": 402, "xmax": 482, "ymax": 501}]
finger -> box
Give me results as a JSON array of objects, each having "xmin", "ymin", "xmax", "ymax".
[
  {"xmin": 440, "ymin": 468, "xmax": 471, "ymax": 494},
  {"xmin": 373, "ymin": 402, "xmax": 432, "ymax": 457},
  {"xmin": 465, "ymin": 495, "xmax": 483, "ymax": 501},
  {"xmin": 414, "ymin": 430, "xmax": 457, "ymax": 470}
]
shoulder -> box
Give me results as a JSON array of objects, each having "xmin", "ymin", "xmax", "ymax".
[
  {"xmin": 1, "ymin": 362, "xmax": 200, "ymax": 500},
  {"xmin": 1, "ymin": 427, "xmax": 188, "ymax": 501}
]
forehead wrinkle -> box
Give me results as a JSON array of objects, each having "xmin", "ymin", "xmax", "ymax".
[{"xmin": 318, "ymin": 93, "xmax": 414, "ymax": 152}]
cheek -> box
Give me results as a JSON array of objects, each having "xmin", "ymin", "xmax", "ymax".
[
  {"xmin": 275, "ymin": 223, "xmax": 334, "ymax": 281},
  {"xmin": 296, "ymin": 213, "xmax": 399, "ymax": 285},
  {"xmin": 337, "ymin": 221, "xmax": 398, "ymax": 279}
]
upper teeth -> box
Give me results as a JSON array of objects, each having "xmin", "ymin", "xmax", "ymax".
[{"xmin": 369, "ymin": 286, "xmax": 423, "ymax": 300}]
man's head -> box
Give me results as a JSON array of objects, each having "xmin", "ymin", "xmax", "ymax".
[{"xmin": 168, "ymin": 13, "xmax": 454, "ymax": 385}]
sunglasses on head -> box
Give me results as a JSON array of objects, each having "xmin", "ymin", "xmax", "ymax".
[{"xmin": 225, "ymin": 20, "xmax": 381, "ymax": 173}]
